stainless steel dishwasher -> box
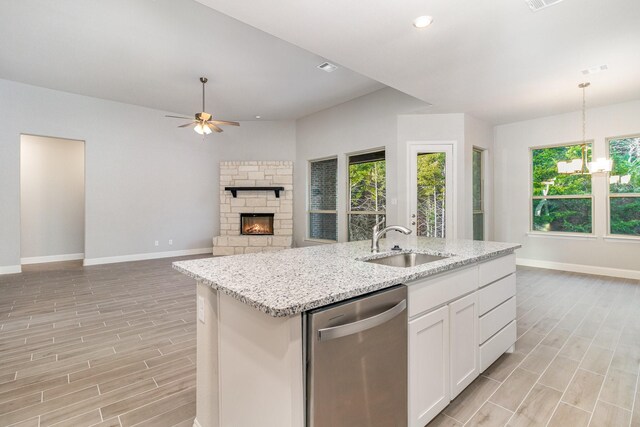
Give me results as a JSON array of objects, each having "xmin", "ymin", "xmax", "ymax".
[{"xmin": 305, "ymin": 285, "xmax": 407, "ymax": 427}]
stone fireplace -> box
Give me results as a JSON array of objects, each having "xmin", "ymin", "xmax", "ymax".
[{"xmin": 212, "ymin": 161, "xmax": 293, "ymax": 256}]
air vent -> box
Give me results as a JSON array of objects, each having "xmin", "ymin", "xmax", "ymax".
[
  {"xmin": 317, "ymin": 62, "xmax": 338, "ymax": 73},
  {"xmin": 524, "ymin": 0, "xmax": 565, "ymax": 12}
]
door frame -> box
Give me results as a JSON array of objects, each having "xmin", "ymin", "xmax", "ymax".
[{"xmin": 406, "ymin": 141, "xmax": 457, "ymax": 239}]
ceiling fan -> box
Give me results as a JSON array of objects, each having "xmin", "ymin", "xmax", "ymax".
[{"xmin": 166, "ymin": 77, "xmax": 239, "ymax": 135}]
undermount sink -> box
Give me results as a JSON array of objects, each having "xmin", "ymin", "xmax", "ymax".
[{"xmin": 364, "ymin": 252, "xmax": 449, "ymax": 268}]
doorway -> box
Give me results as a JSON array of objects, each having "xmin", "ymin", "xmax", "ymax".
[
  {"xmin": 20, "ymin": 135, "xmax": 85, "ymax": 264},
  {"xmin": 408, "ymin": 144, "xmax": 454, "ymax": 238}
]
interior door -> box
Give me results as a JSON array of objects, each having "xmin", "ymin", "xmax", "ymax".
[{"xmin": 409, "ymin": 144, "xmax": 454, "ymax": 238}]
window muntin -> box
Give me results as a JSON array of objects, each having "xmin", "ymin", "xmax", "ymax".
[
  {"xmin": 348, "ymin": 150, "xmax": 386, "ymax": 241},
  {"xmin": 608, "ymin": 136, "xmax": 640, "ymax": 236},
  {"xmin": 308, "ymin": 158, "xmax": 338, "ymax": 241},
  {"xmin": 531, "ymin": 143, "xmax": 593, "ymax": 233}
]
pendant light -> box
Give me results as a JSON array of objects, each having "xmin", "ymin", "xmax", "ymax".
[{"xmin": 557, "ymin": 82, "xmax": 612, "ymax": 175}]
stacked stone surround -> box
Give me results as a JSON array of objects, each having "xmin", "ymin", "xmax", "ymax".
[{"xmin": 212, "ymin": 161, "xmax": 293, "ymax": 256}]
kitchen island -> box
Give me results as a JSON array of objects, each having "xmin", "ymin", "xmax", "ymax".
[{"xmin": 174, "ymin": 237, "xmax": 520, "ymax": 427}]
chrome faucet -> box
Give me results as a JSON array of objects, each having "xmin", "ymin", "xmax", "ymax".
[{"xmin": 371, "ymin": 220, "xmax": 412, "ymax": 253}]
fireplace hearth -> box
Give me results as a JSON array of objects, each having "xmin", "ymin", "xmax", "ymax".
[{"xmin": 241, "ymin": 213, "xmax": 275, "ymax": 235}]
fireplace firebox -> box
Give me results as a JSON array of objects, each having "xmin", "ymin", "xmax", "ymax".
[{"xmin": 240, "ymin": 213, "xmax": 274, "ymax": 235}]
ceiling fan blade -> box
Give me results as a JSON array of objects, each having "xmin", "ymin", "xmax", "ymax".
[
  {"xmin": 207, "ymin": 123, "xmax": 224, "ymax": 133},
  {"xmin": 166, "ymin": 115, "xmax": 193, "ymax": 120},
  {"xmin": 178, "ymin": 122, "xmax": 196, "ymax": 128},
  {"xmin": 211, "ymin": 120, "xmax": 240, "ymax": 126}
]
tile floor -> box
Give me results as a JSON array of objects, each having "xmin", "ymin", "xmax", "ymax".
[
  {"xmin": 1, "ymin": 259, "xmax": 638, "ymax": 427},
  {"xmin": 0, "ymin": 256, "xmax": 205, "ymax": 427},
  {"xmin": 429, "ymin": 267, "xmax": 640, "ymax": 427}
]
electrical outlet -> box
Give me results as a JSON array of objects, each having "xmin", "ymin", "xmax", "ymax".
[
  {"xmin": 198, "ymin": 296, "xmax": 205, "ymax": 323},
  {"xmin": 168, "ymin": 239, "xmax": 173, "ymax": 245},
  {"xmin": 154, "ymin": 240, "xmax": 159, "ymax": 247}
]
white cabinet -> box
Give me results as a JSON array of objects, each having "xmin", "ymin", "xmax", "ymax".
[
  {"xmin": 407, "ymin": 254, "xmax": 517, "ymax": 427},
  {"xmin": 408, "ymin": 305, "xmax": 449, "ymax": 427},
  {"xmin": 449, "ymin": 292, "xmax": 479, "ymax": 398}
]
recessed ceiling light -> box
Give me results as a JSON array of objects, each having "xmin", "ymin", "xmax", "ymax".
[
  {"xmin": 413, "ymin": 16, "xmax": 433, "ymax": 28},
  {"xmin": 581, "ymin": 64, "xmax": 608, "ymax": 75},
  {"xmin": 255, "ymin": 115, "xmax": 261, "ymax": 119},
  {"xmin": 317, "ymin": 62, "xmax": 338, "ymax": 73}
]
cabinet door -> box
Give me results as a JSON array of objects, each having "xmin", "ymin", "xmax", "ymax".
[
  {"xmin": 449, "ymin": 292, "xmax": 479, "ymax": 398},
  {"xmin": 408, "ymin": 305, "xmax": 449, "ymax": 427}
]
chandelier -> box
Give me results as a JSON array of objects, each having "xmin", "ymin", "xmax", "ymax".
[{"xmin": 557, "ymin": 82, "xmax": 612, "ymax": 175}]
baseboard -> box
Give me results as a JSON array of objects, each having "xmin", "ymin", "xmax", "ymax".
[
  {"xmin": 83, "ymin": 247, "xmax": 212, "ymax": 266},
  {"xmin": 21, "ymin": 253, "xmax": 84, "ymax": 265},
  {"xmin": 517, "ymin": 257, "xmax": 640, "ymax": 280},
  {"xmin": 0, "ymin": 265, "xmax": 22, "ymax": 275}
]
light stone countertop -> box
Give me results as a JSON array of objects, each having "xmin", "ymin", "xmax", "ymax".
[{"xmin": 173, "ymin": 237, "xmax": 521, "ymax": 317}]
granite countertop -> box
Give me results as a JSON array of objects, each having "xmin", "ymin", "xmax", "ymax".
[{"xmin": 173, "ymin": 237, "xmax": 521, "ymax": 317}]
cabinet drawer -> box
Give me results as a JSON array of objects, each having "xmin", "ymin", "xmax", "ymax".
[
  {"xmin": 478, "ymin": 254, "xmax": 516, "ymax": 287},
  {"xmin": 478, "ymin": 274, "xmax": 516, "ymax": 316},
  {"xmin": 479, "ymin": 297, "xmax": 516, "ymax": 344},
  {"xmin": 479, "ymin": 321, "xmax": 516, "ymax": 372},
  {"xmin": 408, "ymin": 266, "xmax": 478, "ymax": 318}
]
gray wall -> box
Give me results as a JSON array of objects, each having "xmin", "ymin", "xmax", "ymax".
[
  {"xmin": 20, "ymin": 135, "xmax": 85, "ymax": 260},
  {"xmin": 494, "ymin": 99, "xmax": 640, "ymax": 275},
  {"xmin": 294, "ymin": 87, "xmax": 429, "ymax": 246},
  {"xmin": 0, "ymin": 78, "xmax": 295, "ymax": 269}
]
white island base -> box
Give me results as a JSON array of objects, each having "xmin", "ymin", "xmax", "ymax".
[
  {"xmin": 194, "ymin": 283, "xmax": 304, "ymax": 427},
  {"xmin": 191, "ymin": 253, "xmax": 517, "ymax": 427}
]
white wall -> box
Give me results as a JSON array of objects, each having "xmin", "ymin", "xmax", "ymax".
[
  {"xmin": 294, "ymin": 87, "xmax": 429, "ymax": 246},
  {"xmin": 0, "ymin": 79, "xmax": 296, "ymax": 270},
  {"xmin": 465, "ymin": 115, "xmax": 494, "ymax": 241},
  {"xmin": 20, "ymin": 135, "xmax": 85, "ymax": 261},
  {"xmin": 494, "ymin": 99, "xmax": 640, "ymax": 277}
]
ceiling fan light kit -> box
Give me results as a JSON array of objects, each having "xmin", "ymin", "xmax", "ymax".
[{"xmin": 166, "ymin": 77, "xmax": 240, "ymax": 136}]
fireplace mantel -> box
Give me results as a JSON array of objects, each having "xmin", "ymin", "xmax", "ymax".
[{"xmin": 225, "ymin": 186, "xmax": 285, "ymax": 198}]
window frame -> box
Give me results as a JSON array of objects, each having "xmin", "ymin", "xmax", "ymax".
[
  {"xmin": 472, "ymin": 146, "xmax": 485, "ymax": 241},
  {"xmin": 606, "ymin": 134, "xmax": 640, "ymax": 239},
  {"xmin": 345, "ymin": 148, "xmax": 387, "ymax": 242},
  {"xmin": 307, "ymin": 156, "xmax": 338, "ymax": 243},
  {"xmin": 529, "ymin": 141, "xmax": 595, "ymax": 236}
]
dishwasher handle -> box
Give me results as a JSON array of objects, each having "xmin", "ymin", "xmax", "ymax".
[{"xmin": 317, "ymin": 299, "xmax": 406, "ymax": 342}]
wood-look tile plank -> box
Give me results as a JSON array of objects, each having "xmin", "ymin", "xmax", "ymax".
[
  {"xmin": 463, "ymin": 401, "xmax": 512, "ymax": 427},
  {"xmin": 561, "ymin": 368, "xmax": 604, "ymax": 412},
  {"xmin": 547, "ymin": 402, "xmax": 590, "ymax": 427},
  {"xmin": 47, "ymin": 409, "xmax": 102, "ymax": 427},
  {"xmin": 519, "ymin": 345, "xmax": 559, "ymax": 375},
  {"xmin": 443, "ymin": 376, "xmax": 501, "ymax": 424},
  {"xmin": 579, "ymin": 345, "xmax": 614, "ymax": 375},
  {"xmin": 590, "ymin": 400, "xmax": 632, "ymax": 427},
  {"xmin": 489, "ymin": 368, "xmax": 539, "ymax": 412},
  {"xmin": 508, "ymin": 383, "xmax": 562, "ymax": 427},
  {"xmin": 599, "ymin": 368, "xmax": 637, "ymax": 410},
  {"xmin": 482, "ymin": 352, "xmax": 526, "ymax": 383}
]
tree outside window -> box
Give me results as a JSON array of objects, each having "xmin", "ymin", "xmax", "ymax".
[
  {"xmin": 348, "ymin": 151, "xmax": 386, "ymax": 241},
  {"xmin": 608, "ymin": 136, "xmax": 640, "ymax": 236},
  {"xmin": 531, "ymin": 143, "xmax": 593, "ymax": 233}
]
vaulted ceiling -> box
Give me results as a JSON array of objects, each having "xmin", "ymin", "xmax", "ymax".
[
  {"xmin": 1, "ymin": 0, "xmax": 639, "ymax": 124},
  {"xmin": 0, "ymin": 0, "xmax": 385, "ymax": 121},
  {"xmin": 195, "ymin": 0, "xmax": 640, "ymax": 124}
]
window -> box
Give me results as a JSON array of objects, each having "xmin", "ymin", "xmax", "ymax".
[
  {"xmin": 531, "ymin": 143, "xmax": 593, "ymax": 233},
  {"xmin": 348, "ymin": 150, "xmax": 386, "ymax": 241},
  {"xmin": 308, "ymin": 158, "xmax": 338, "ymax": 241},
  {"xmin": 608, "ymin": 136, "xmax": 640, "ymax": 236},
  {"xmin": 472, "ymin": 148, "xmax": 484, "ymax": 240}
]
